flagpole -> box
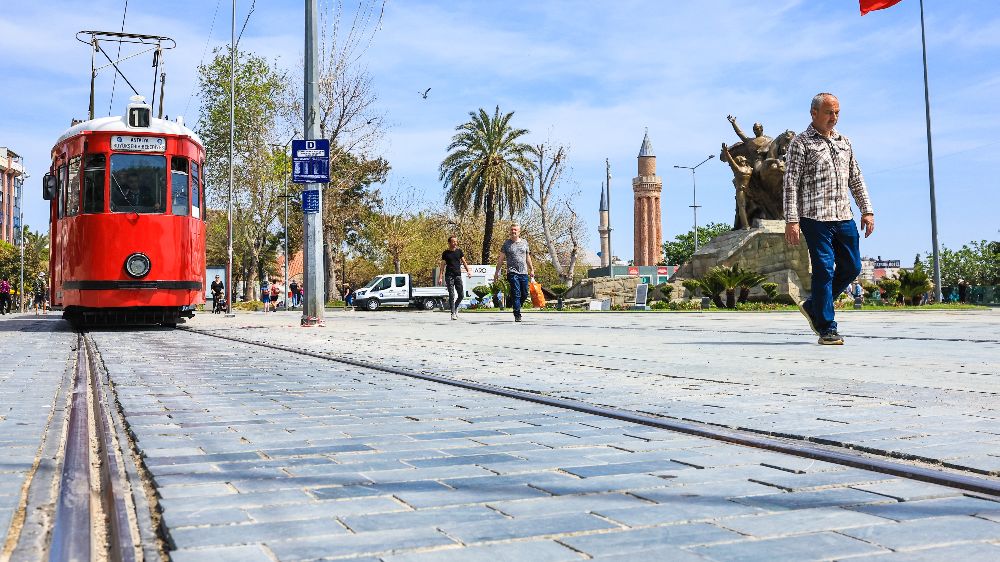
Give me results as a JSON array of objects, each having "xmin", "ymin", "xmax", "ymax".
[{"xmin": 919, "ymin": 0, "xmax": 942, "ymax": 302}]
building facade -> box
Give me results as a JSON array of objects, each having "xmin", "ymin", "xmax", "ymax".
[
  {"xmin": 632, "ymin": 131, "xmax": 663, "ymax": 266},
  {"xmin": 0, "ymin": 147, "xmax": 25, "ymax": 245}
]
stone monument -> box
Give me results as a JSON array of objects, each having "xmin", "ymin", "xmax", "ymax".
[{"xmin": 719, "ymin": 115, "xmax": 795, "ymax": 229}]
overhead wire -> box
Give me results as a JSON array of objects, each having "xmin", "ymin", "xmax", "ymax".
[
  {"xmin": 107, "ymin": 0, "xmax": 129, "ymax": 115},
  {"xmin": 184, "ymin": 0, "xmax": 223, "ymax": 121}
]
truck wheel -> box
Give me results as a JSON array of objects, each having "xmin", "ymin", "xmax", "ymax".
[
  {"xmin": 422, "ymin": 299, "xmax": 436, "ymax": 311},
  {"xmin": 365, "ymin": 299, "xmax": 380, "ymax": 311}
]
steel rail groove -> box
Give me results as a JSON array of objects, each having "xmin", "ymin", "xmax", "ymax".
[{"xmin": 185, "ymin": 327, "xmax": 1000, "ymax": 498}]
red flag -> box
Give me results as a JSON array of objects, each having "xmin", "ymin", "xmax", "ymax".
[{"xmin": 860, "ymin": 0, "xmax": 904, "ymax": 15}]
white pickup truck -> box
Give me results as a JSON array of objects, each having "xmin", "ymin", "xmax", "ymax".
[{"xmin": 352, "ymin": 273, "xmax": 448, "ymax": 311}]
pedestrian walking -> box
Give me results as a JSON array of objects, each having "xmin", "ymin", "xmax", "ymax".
[
  {"xmin": 289, "ymin": 280, "xmax": 300, "ymax": 307},
  {"xmin": 210, "ymin": 274, "xmax": 226, "ymax": 313},
  {"xmin": 784, "ymin": 92, "xmax": 875, "ymax": 345},
  {"xmin": 494, "ymin": 224, "xmax": 535, "ymax": 323},
  {"xmin": 0, "ymin": 277, "xmax": 11, "ymax": 315},
  {"xmin": 439, "ymin": 236, "xmax": 472, "ymax": 320},
  {"xmin": 33, "ymin": 274, "xmax": 48, "ymax": 315},
  {"xmin": 270, "ymin": 279, "xmax": 281, "ymax": 310},
  {"xmin": 260, "ymin": 279, "xmax": 271, "ymax": 312}
]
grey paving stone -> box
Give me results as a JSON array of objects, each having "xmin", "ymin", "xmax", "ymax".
[
  {"xmin": 844, "ymin": 542, "xmax": 1000, "ymax": 561},
  {"xmin": 691, "ymin": 531, "xmax": 887, "ymax": 561},
  {"xmin": 733, "ymin": 487, "xmax": 893, "ymax": 511},
  {"xmin": 169, "ymin": 516, "xmax": 348, "ymax": 549},
  {"xmin": 169, "ymin": 544, "xmax": 274, "ymax": 562},
  {"xmin": 245, "ymin": 496, "xmax": 407, "ymax": 522},
  {"xmin": 265, "ymin": 526, "xmax": 456, "ymax": 560},
  {"xmin": 394, "ymin": 483, "xmax": 550, "ymax": 509},
  {"xmin": 850, "ymin": 479, "xmax": 963, "ymax": 502},
  {"xmin": 717, "ymin": 506, "xmax": 892, "ymax": 538},
  {"xmin": 441, "ymin": 512, "xmax": 617, "ymax": 543},
  {"xmin": 489, "ymin": 492, "xmax": 649, "ymax": 518},
  {"xmin": 343, "ymin": 505, "xmax": 506, "ymax": 533},
  {"xmin": 588, "ymin": 546, "xmax": 711, "ymax": 562},
  {"xmin": 838, "ymin": 515, "xmax": 1000, "ymax": 550},
  {"xmin": 382, "ymin": 540, "xmax": 581, "ymax": 562},
  {"xmin": 157, "ymin": 483, "xmax": 236, "ymax": 500},
  {"xmin": 850, "ymin": 495, "xmax": 1000, "ymax": 521},
  {"xmin": 559, "ymin": 459, "xmax": 691, "ymax": 478},
  {"xmin": 159, "ymin": 489, "xmax": 314, "ymax": 514},
  {"xmin": 529, "ymin": 473, "xmax": 675, "ymax": 495},
  {"xmin": 600, "ymin": 494, "xmax": 764, "ymax": 526},
  {"xmin": 560, "ymin": 523, "xmax": 741, "ymax": 556},
  {"xmin": 402, "ymin": 453, "xmax": 524, "ymax": 468},
  {"xmin": 161, "ymin": 507, "xmax": 252, "ymax": 529}
]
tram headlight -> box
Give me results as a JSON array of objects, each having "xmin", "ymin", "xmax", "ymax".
[{"xmin": 124, "ymin": 253, "xmax": 151, "ymax": 278}]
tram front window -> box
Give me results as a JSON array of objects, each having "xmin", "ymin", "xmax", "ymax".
[{"xmin": 110, "ymin": 154, "xmax": 166, "ymax": 213}]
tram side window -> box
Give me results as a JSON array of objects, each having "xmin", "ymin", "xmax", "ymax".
[
  {"xmin": 110, "ymin": 154, "xmax": 167, "ymax": 214},
  {"xmin": 57, "ymin": 164, "xmax": 68, "ymax": 218},
  {"xmin": 83, "ymin": 154, "xmax": 106, "ymax": 213},
  {"xmin": 66, "ymin": 156, "xmax": 82, "ymax": 216},
  {"xmin": 191, "ymin": 161, "xmax": 201, "ymax": 219},
  {"xmin": 170, "ymin": 157, "xmax": 190, "ymax": 216}
]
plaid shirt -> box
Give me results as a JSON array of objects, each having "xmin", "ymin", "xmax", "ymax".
[{"xmin": 783, "ymin": 124, "xmax": 873, "ymax": 223}]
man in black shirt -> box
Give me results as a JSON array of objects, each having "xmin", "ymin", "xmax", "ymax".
[
  {"xmin": 210, "ymin": 275, "xmax": 225, "ymax": 313},
  {"xmin": 439, "ymin": 236, "xmax": 472, "ymax": 320}
]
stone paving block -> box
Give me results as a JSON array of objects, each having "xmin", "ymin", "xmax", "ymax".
[
  {"xmin": 381, "ymin": 540, "xmax": 581, "ymax": 562},
  {"xmin": 844, "ymin": 542, "xmax": 1000, "ymax": 561},
  {"xmin": 169, "ymin": 544, "xmax": 275, "ymax": 562},
  {"xmin": 144, "ymin": 451, "xmax": 262, "ymax": 468},
  {"xmin": 528, "ymin": 473, "xmax": 675, "ymax": 496},
  {"xmin": 599, "ymin": 494, "xmax": 764, "ymax": 525},
  {"xmin": 161, "ymin": 507, "xmax": 252, "ymax": 529},
  {"xmin": 157, "ymin": 482, "xmax": 236, "ymax": 500},
  {"xmin": 285, "ymin": 461, "xmax": 401, "ymax": 477},
  {"xmin": 342, "ymin": 505, "xmax": 506, "ymax": 533},
  {"xmin": 838, "ymin": 514, "xmax": 1000, "ymax": 551},
  {"xmin": 489, "ymin": 493, "xmax": 651, "ymax": 518},
  {"xmin": 441, "ymin": 512, "xmax": 617, "ymax": 543},
  {"xmin": 402, "ymin": 453, "xmax": 524, "ymax": 468},
  {"xmin": 560, "ymin": 523, "xmax": 741, "ymax": 557},
  {"xmin": 559, "ymin": 459, "xmax": 691, "ymax": 478},
  {"xmin": 394, "ymin": 484, "xmax": 550, "ymax": 509},
  {"xmin": 169, "ymin": 516, "xmax": 348, "ymax": 549},
  {"xmin": 359, "ymin": 465, "xmax": 495, "ymax": 482},
  {"xmin": 733, "ymin": 487, "xmax": 893, "ymax": 511},
  {"xmin": 748, "ymin": 468, "xmax": 897, "ymax": 492},
  {"xmin": 159, "ymin": 489, "xmax": 314, "ymax": 514},
  {"xmin": 717, "ymin": 506, "xmax": 892, "ymax": 538},
  {"xmin": 245, "ymin": 496, "xmax": 407, "ymax": 522},
  {"xmin": 265, "ymin": 526, "xmax": 455, "ymax": 561},
  {"xmin": 850, "ymin": 494, "xmax": 1000, "ymax": 521},
  {"xmin": 850, "ymin": 479, "xmax": 963, "ymax": 502},
  {"xmin": 691, "ymin": 530, "xmax": 887, "ymax": 561},
  {"xmin": 588, "ymin": 546, "xmax": 712, "ymax": 561}
]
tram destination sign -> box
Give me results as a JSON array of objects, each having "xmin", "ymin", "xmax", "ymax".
[
  {"xmin": 292, "ymin": 139, "xmax": 330, "ymax": 184},
  {"xmin": 111, "ymin": 135, "xmax": 165, "ymax": 153}
]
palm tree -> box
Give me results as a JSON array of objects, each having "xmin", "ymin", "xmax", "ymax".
[
  {"xmin": 736, "ymin": 267, "xmax": 766, "ymax": 304},
  {"xmin": 439, "ymin": 106, "xmax": 535, "ymax": 264}
]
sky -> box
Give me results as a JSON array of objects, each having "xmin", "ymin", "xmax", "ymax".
[{"xmin": 2, "ymin": 0, "xmax": 998, "ymax": 265}]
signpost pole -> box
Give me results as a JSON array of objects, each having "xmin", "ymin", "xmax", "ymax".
[{"xmin": 301, "ymin": 0, "xmax": 325, "ymax": 326}]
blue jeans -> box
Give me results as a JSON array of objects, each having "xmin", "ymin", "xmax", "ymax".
[
  {"xmin": 800, "ymin": 218, "xmax": 862, "ymax": 335},
  {"xmin": 507, "ymin": 273, "xmax": 530, "ymax": 318}
]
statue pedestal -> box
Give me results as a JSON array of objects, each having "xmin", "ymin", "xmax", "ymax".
[{"xmin": 672, "ymin": 219, "xmax": 811, "ymax": 301}]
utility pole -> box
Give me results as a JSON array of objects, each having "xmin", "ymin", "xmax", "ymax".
[
  {"xmin": 606, "ymin": 158, "xmax": 613, "ymax": 278},
  {"xmin": 226, "ymin": 0, "xmax": 236, "ymax": 315},
  {"xmin": 302, "ymin": 0, "xmax": 325, "ymax": 325},
  {"xmin": 919, "ymin": 0, "xmax": 943, "ymax": 302}
]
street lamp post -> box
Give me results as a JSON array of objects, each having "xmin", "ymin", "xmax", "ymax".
[
  {"xmin": 17, "ymin": 172, "xmax": 27, "ymax": 313},
  {"xmin": 674, "ymin": 155, "xmax": 714, "ymax": 254},
  {"xmin": 271, "ymin": 132, "xmax": 298, "ymax": 311}
]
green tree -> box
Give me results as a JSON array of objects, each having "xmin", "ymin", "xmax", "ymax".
[
  {"xmin": 440, "ymin": 106, "xmax": 535, "ymax": 265},
  {"xmin": 930, "ymin": 240, "xmax": 1000, "ymax": 286},
  {"xmin": 197, "ymin": 47, "xmax": 289, "ymax": 299},
  {"xmin": 661, "ymin": 222, "xmax": 732, "ymax": 266}
]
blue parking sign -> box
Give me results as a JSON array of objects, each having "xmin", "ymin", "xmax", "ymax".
[{"xmin": 292, "ymin": 139, "xmax": 330, "ymax": 183}]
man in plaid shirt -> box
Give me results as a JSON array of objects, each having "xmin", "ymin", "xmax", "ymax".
[{"xmin": 784, "ymin": 93, "xmax": 875, "ymax": 345}]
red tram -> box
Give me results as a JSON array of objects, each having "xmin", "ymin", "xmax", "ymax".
[{"xmin": 44, "ymin": 96, "xmax": 206, "ymax": 325}]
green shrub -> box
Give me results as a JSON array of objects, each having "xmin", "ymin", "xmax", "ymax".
[
  {"xmin": 761, "ymin": 282, "xmax": 779, "ymax": 302},
  {"xmin": 472, "ymin": 285, "xmax": 492, "ymax": 299},
  {"xmin": 879, "ymin": 278, "xmax": 901, "ymax": 303},
  {"xmin": 550, "ymin": 284, "xmax": 569, "ymax": 297},
  {"xmin": 681, "ymin": 279, "xmax": 701, "ymax": 299},
  {"xmin": 655, "ymin": 283, "xmax": 674, "ymax": 301}
]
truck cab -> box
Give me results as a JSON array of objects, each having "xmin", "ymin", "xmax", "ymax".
[{"xmin": 352, "ymin": 273, "xmax": 447, "ymax": 311}]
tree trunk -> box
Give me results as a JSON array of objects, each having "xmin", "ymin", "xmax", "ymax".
[
  {"xmin": 725, "ymin": 289, "xmax": 736, "ymax": 309},
  {"xmin": 323, "ymin": 233, "xmax": 338, "ymax": 303},
  {"xmin": 712, "ymin": 293, "xmax": 725, "ymax": 308},
  {"xmin": 539, "ymin": 210, "xmax": 565, "ymax": 281},
  {"xmin": 393, "ymin": 256, "xmax": 402, "ymax": 274},
  {"xmin": 482, "ymin": 192, "xmax": 496, "ymax": 266},
  {"xmin": 739, "ymin": 287, "xmax": 750, "ymax": 303}
]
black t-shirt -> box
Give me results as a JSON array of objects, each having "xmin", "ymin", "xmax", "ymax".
[
  {"xmin": 210, "ymin": 280, "xmax": 224, "ymax": 294},
  {"xmin": 441, "ymin": 249, "xmax": 464, "ymax": 276}
]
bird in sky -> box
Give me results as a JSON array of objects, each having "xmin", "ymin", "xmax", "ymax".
[{"xmin": 420, "ymin": 88, "xmax": 431, "ymax": 99}]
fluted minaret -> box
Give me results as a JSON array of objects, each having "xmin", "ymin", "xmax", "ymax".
[
  {"xmin": 598, "ymin": 184, "xmax": 610, "ymax": 267},
  {"xmin": 632, "ymin": 130, "xmax": 663, "ymax": 266}
]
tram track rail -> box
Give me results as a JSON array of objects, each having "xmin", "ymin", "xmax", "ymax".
[
  {"xmin": 184, "ymin": 326, "xmax": 1000, "ymax": 499},
  {"xmin": 47, "ymin": 334, "xmax": 142, "ymax": 562}
]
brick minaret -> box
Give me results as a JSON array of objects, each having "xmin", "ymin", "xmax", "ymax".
[
  {"xmin": 632, "ymin": 130, "xmax": 663, "ymax": 266},
  {"xmin": 598, "ymin": 184, "xmax": 610, "ymax": 267}
]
